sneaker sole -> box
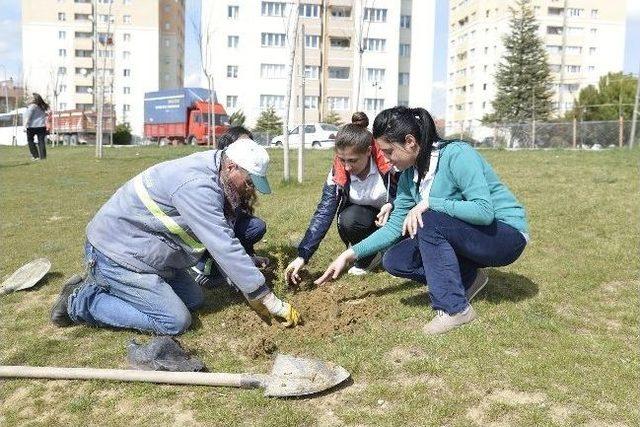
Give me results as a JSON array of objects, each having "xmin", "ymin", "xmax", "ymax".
[{"xmin": 466, "ymin": 272, "xmax": 489, "ymax": 301}]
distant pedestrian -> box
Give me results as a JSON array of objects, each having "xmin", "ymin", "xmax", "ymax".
[{"xmin": 24, "ymin": 93, "xmax": 50, "ymax": 161}]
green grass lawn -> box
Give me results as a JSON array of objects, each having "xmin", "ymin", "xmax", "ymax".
[{"xmin": 1, "ymin": 145, "xmax": 638, "ymax": 426}]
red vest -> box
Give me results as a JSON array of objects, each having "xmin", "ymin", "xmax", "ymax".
[{"xmin": 331, "ymin": 141, "xmax": 392, "ymax": 187}]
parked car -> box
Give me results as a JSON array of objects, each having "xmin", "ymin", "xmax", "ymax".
[{"xmin": 271, "ymin": 123, "xmax": 339, "ymax": 149}]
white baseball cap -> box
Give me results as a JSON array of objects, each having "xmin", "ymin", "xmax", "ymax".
[{"xmin": 224, "ymin": 137, "xmax": 271, "ymax": 194}]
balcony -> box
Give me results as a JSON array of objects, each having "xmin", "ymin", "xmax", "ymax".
[
  {"xmin": 74, "ymin": 37, "xmax": 93, "ymax": 50},
  {"xmin": 74, "ymin": 57, "xmax": 94, "ymax": 69}
]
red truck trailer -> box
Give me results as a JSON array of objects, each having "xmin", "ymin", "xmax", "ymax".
[{"xmin": 143, "ymin": 88, "xmax": 229, "ymax": 145}]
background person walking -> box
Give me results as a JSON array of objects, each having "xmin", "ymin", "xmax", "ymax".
[{"xmin": 23, "ymin": 93, "xmax": 49, "ymax": 161}]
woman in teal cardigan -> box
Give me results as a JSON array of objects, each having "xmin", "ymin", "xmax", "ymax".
[{"xmin": 316, "ymin": 106, "xmax": 529, "ymax": 334}]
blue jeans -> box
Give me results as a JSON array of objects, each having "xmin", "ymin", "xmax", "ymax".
[
  {"xmin": 68, "ymin": 242, "xmax": 204, "ymax": 335},
  {"xmin": 382, "ymin": 210, "xmax": 527, "ymax": 315}
]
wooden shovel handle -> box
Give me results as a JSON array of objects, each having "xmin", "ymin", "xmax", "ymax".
[{"xmin": 0, "ymin": 365, "xmax": 266, "ymax": 389}]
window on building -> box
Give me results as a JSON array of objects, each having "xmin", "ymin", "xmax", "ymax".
[
  {"xmin": 566, "ymin": 65, "xmax": 581, "ymax": 73},
  {"xmin": 164, "ymin": 39, "xmax": 171, "ymax": 47},
  {"xmin": 550, "ymin": 64, "xmax": 561, "ymax": 72},
  {"xmin": 260, "ymin": 94, "xmax": 285, "ymax": 109},
  {"xmin": 75, "ymin": 31, "xmax": 92, "ymax": 38},
  {"xmin": 75, "ymin": 13, "xmax": 91, "ymax": 20},
  {"xmin": 58, "ymin": 30, "xmax": 66, "ymax": 39},
  {"xmin": 400, "ymin": 15, "xmax": 411, "ymax": 28},
  {"xmin": 58, "ymin": 48, "xmax": 66, "ymax": 57},
  {"xmin": 483, "ymin": 83, "xmax": 487, "ymax": 90},
  {"xmin": 260, "ymin": 63, "xmax": 285, "ymax": 78},
  {"xmin": 123, "ymin": 15, "xmax": 131, "ymax": 23},
  {"xmin": 327, "ymin": 96, "xmax": 349, "ymax": 110},
  {"xmin": 228, "ymin": 5, "xmax": 239, "ymax": 18},
  {"xmin": 366, "ymin": 68, "xmax": 385, "ymax": 82},
  {"xmin": 589, "ymin": 47, "xmax": 597, "ymax": 55},
  {"xmin": 76, "ymin": 86, "xmax": 92, "ymax": 93},
  {"xmin": 591, "ymin": 9, "xmax": 598, "ymax": 18},
  {"xmin": 98, "ymin": 14, "xmax": 114, "ymax": 23},
  {"xmin": 330, "ymin": 6, "xmax": 351, "ymax": 17},
  {"xmin": 304, "ymin": 65, "xmax": 319, "ymax": 79},
  {"xmin": 123, "ymin": 69, "xmax": 131, "ymax": 76},
  {"xmin": 226, "ymin": 95, "xmax": 238, "ymax": 108},
  {"xmin": 305, "ymin": 35, "xmax": 320, "ymax": 48},
  {"xmin": 567, "ymin": 8, "xmax": 583, "ymax": 17},
  {"xmin": 364, "ymin": 38, "xmax": 386, "ymax": 52},
  {"xmin": 75, "ymin": 49, "xmax": 92, "ymax": 57},
  {"xmin": 163, "ymin": 21, "xmax": 170, "ymax": 29},
  {"xmin": 299, "ymin": 3, "xmax": 319, "ymax": 18},
  {"xmin": 124, "ymin": 0, "xmax": 132, "ymax": 5},
  {"xmin": 58, "ymin": 66, "xmax": 67, "ymax": 75},
  {"xmin": 587, "ymin": 65, "xmax": 595, "ymax": 72},
  {"xmin": 98, "ymin": 49, "xmax": 113, "ymax": 58},
  {"xmin": 364, "ymin": 98, "xmax": 384, "ymax": 111},
  {"xmin": 304, "ymin": 96, "xmax": 319, "ymax": 109},
  {"xmin": 58, "ymin": 12, "xmax": 66, "ymax": 21},
  {"xmin": 58, "ymin": 84, "xmax": 67, "ymax": 93},
  {"xmin": 123, "ymin": 87, "xmax": 131, "ymax": 94},
  {"xmin": 227, "ymin": 65, "xmax": 238, "ymax": 78},
  {"xmin": 590, "ymin": 28, "xmax": 597, "ymax": 36},
  {"xmin": 261, "ymin": 1, "xmax": 285, "ymax": 17},
  {"xmin": 547, "ymin": 26, "xmax": 563, "ymax": 35},
  {"xmin": 548, "ymin": 7, "xmax": 564, "ymax": 16},
  {"xmin": 261, "ymin": 32, "xmax": 286, "ymax": 47},
  {"xmin": 398, "ymin": 73, "xmax": 410, "ymax": 86},
  {"xmin": 399, "ymin": 43, "xmax": 410, "ymax": 57},
  {"xmin": 123, "ymin": 104, "xmax": 131, "ymax": 111},
  {"xmin": 228, "ymin": 35, "xmax": 239, "ymax": 48},
  {"xmin": 565, "ymin": 46, "xmax": 582, "ymax": 54},
  {"xmin": 546, "ymin": 45, "xmax": 562, "ymax": 54},
  {"xmin": 123, "ymin": 50, "xmax": 131, "ymax": 59},
  {"xmin": 123, "ymin": 33, "xmax": 131, "ymax": 42},
  {"xmin": 364, "ymin": 8, "xmax": 387, "ymax": 22},
  {"xmin": 330, "ymin": 37, "xmax": 350, "ymax": 48},
  {"xmin": 329, "ymin": 67, "xmax": 350, "ymax": 79}
]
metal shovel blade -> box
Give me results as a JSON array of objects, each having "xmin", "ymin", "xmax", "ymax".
[
  {"xmin": 263, "ymin": 354, "xmax": 351, "ymax": 397},
  {"xmin": 0, "ymin": 258, "xmax": 51, "ymax": 296}
]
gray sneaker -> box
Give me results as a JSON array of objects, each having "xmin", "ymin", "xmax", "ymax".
[
  {"xmin": 465, "ymin": 269, "xmax": 488, "ymax": 301},
  {"xmin": 423, "ymin": 305, "xmax": 477, "ymax": 335}
]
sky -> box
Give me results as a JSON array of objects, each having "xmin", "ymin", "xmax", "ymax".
[{"xmin": 2, "ymin": 0, "xmax": 639, "ymax": 117}]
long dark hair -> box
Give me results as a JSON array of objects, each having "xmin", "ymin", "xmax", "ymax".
[
  {"xmin": 218, "ymin": 126, "xmax": 254, "ymax": 150},
  {"xmin": 335, "ymin": 111, "xmax": 372, "ymax": 153},
  {"xmin": 372, "ymin": 106, "xmax": 444, "ymax": 183},
  {"xmin": 31, "ymin": 93, "xmax": 50, "ymax": 112}
]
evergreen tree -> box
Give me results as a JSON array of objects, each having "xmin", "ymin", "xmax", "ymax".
[
  {"xmin": 323, "ymin": 110, "xmax": 344, "ymax": 126},
  {"xmin": 229, "ymin": 110, "xmax": 246, "ymax": 126},
  {"xmin": 483, "ymin": 0, "xmax": 554, "ymax": 123},
  {"xmin": 253, "ymin": 107, "xmax": 283, "ymax": 134}
]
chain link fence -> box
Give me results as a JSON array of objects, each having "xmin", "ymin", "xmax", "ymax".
[{"xmin": 448, "ymin": 119, "xmax": 639, "ymax": 149}]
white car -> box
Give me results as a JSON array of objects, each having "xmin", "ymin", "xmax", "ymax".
[{"xmin": 271, "ymin": 123, "xmax": 339, "ymax": 149}]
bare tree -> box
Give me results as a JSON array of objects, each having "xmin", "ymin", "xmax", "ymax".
[
  {"xmin": 193, "ymin": 12, "xmax": 216, "ymax": 147},
  {"xmin": 282, "ymin": 0, "xmax": 300, "ymax": 181},
  {"xmin": 354, "ymin": 0, "xmax": 375, "ymax": 111}
]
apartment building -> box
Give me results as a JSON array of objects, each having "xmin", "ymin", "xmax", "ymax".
[
  {"xmin": 446, "ymin": 0, "xmax": 627, "ymax": 137},
  {"xmin": 21, "ymin": 0, "xmax": 185, "ymax": 136},
  {"xmin": 201, "ymin": 0, "xmax": 436, "ymax": 127}
]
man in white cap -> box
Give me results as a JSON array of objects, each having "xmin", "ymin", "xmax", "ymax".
[{"xmin": 50, "ymin": 138, "xmax": 300, "ymax": 334}]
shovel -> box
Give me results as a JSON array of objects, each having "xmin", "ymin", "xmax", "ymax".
[
  {"xmin": 0, "ymin": 258, "xmax": 51, "ymax": 296},
  {"xmin": 0, "ymin": 354, "xmax": 350, "ymax": 398}
]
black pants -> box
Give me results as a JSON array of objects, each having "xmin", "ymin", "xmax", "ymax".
[
  {"xmin": 27, "ymin": 127, "xmax": 47, "ymax": 159},
  {"xmin": 337, "ymin": 204, "xmax": 380, "ymax": 268}
]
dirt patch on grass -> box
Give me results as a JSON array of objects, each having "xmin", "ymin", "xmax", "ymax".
[
  {"xmin": 226, "ymin": 279, "xmax": 387, "ymax": 359},
  {"xmin": 387, "ymin": 346, "xmax": 426, "ymax": 366},
  {"xmin": 466, "ymin": 388, "xmax": 547, "ymax": 425}
]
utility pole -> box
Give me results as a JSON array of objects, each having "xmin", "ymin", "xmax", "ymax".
[
  {"xmin": 557, "ymin": 0, "xmax": 569, "ymax": 117},
  {"xmin": 629, "ymin": 64, "xmax": 640, "ymax": 148},
  {"xmin": 354, "ymin": 2, "xmax": 367, "ymax": 111},
  {"xmin": 531, "ymin": 86, "xmax": 536, "ymax": 147},
  {"xmin": 299, "ymin": 24, "xmax": 306, "ymax": 184},
  {"xmin": 283, "ymin": 0, "xmax": 300, "ymax": 181},
  {"xmin": 318, "ymin": 0, "xmax": 328, "ymax": 121},
  {"xmin": 93, "ymin": 0, "xmax": 103, "ymax": 158}
]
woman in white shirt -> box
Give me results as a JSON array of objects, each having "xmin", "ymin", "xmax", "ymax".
[{"xmin": 285, "ymin": 112, "xmax": 398, "ymax": 284}]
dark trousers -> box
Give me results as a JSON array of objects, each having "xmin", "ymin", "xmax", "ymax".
[
  {"xmin": 337, "ymin": 204, "xmax": 380, "ymax": 268},
  {"xmin": 27, "ymin": 127, "xmax": 47, "ymax": 159},
  {"xmin": 382, "ymin": 210, "xmax": 527, "ymax": 314},
  {"xmin": 196, "ymin": 212, "xmax": 266, "ymax": 275}
]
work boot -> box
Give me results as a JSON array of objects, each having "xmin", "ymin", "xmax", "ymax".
[
  {"xmin": 465, "ymin": 269, "xmax": 488, "ymax": 302},
  {"xmin": 50, "ymin": 274, "xmax": 85, "ymax": 327},
  {"xmin": 423, "ymin": 305, "xmax": 477, "ymax": 335}
]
